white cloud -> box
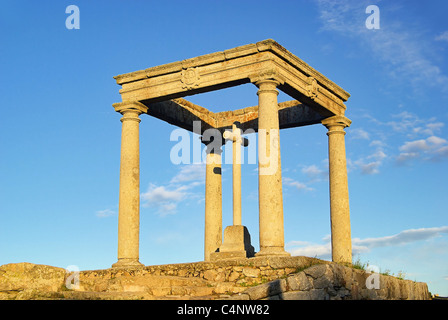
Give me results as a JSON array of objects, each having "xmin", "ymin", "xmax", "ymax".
[
  {"xmin": 387, "ymin": 111, "xmax": 423, "ymax": 134},
  {"xmin": 435, "ymin": 30, "xmax": 448, "ymax": 42},
  {"xmin": 141, "ymin": 184, "xmax": 189, "ymax": 216},
  {"xmin": 170, "ymin": 163, "xmax": 205, "ymax": 184},
  {"xmin": 359, "ymin": 161, "xmax": 381, "ymax": 175},
  {"xmin": 396, "ymin": 152, "xmax": 419, "ymax": 163},
  {"xmin": 353, "ymin": 147, "xmax": 388, "ymax": 175},
  {"xmin": 350, "ymin": 128, "xmax": 370, "ymax": 140},
  {"xmin": 283, "ymin": 177, "xmax": 313, "ymax": 192},
  {"xmin": 287, "ymin": 226, "xmax": 448, "ymax": 259},
  {"xmin": 302, "ymin": 164, "xmax": 322, "ymax": 176},
  {"xmin": 287, "ymin": 241, "xmax": 331, "ymax": 259},
  {"xmin": 387, "ymin": 112, "xmax": 445, "ymax": 139},
  {"xmin": 368, "ymin": 150, "xmax": 387, "ymax": 161},
  {"xmin": 414, "ymin": 122, "xmax": 444, "ymax": 136},
  {"xmin": 95, "ymin": 208, "xmax": 116, "ymax": 218},
  {"xmin": 141, "ymin": 164, "xmax": 206, "ymax": 216},
  {"xmin": 427, "ymin": 135, "xmax": 448, "ymax": 146},
  {"xmin": 301, "ymin": 164, "xmax": 326, "ymax": 182},
  {"xmin": 142, "ymin": 184, "xmax": 187, "ymax": 203},
  {"xmin": 352, "ymin": 226, "xmax": 448, "ymax": 249},
  {"xmin": 397, "ymin": 135, "xmax": 448, "ymax": 164},
  {"xmin": 399, "ymin": 139, "xmax": 431, "ymax": 153}
]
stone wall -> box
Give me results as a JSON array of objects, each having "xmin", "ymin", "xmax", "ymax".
[
  {"xmin": 0, "ymin": 257, "xmax": 431, "ymax": 300},
  {"xmin": 238, "ymin": 263, "xmax": 431, "ymax": 300}
]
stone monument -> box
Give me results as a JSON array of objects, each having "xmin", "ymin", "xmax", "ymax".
[
  {"xmin": 210, "ymin": 122, "xmax": 255, "ymax": 260},
  {"xmin": 111, "ymin": 39, "xmax": 352, "ymax": 267}
]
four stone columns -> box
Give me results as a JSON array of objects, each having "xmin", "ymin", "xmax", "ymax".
[
  {"xmin": 253, "ymin": 78, "xmax": 289, "ymax": 257},
  {"xmin": 112, "ymin": 101, "xmax": 148, "ymax": 268},
  {"xmin": 322, "ymin": 115, "xmax": 352, "ymax": 264},
  {"xmin": 111, "ymin": 96, "xmax": 352, "ymax": 265},
  {"xmin": 202, "ymin": 137, "xmax": 223, "ymax": 261}
]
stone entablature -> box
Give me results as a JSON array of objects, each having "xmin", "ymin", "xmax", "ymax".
[{"xmin": 114, "ymin": 40, "xmax": 349, "ymax": 116}]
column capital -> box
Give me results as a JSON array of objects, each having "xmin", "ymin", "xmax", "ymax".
[
  {"xmin": 113, "ymin": 101, "xmax": 148, "ymax": 116},
  {"xmin": 249, "ymin": 68, "xmax": 285, "ymax": 87},
  {"xmin": 322, "ymin": 115, "xmax": 352, "ymax": 130},
  {"xmin": 113, "ymin": 101, "xmax": 148, "ymax": 123}
]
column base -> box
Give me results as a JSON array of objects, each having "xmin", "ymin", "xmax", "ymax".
[
  {"xmin": 112, "ymin": 258, "xmax": 144, "ymax": 269},
  {"xmin": 255, "ymin": 247, "xmax": 290, "ymax": 257},
  {"xmin": 210, "ymin": 225, "xmax": 255, "ymax": 261}
]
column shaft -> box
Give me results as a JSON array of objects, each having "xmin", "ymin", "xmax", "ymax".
[
  {"xmin": 255, "ymin": 79, "xmax": 289, "ymax": 256},
  {"xmin": 112, "ymin": 102, "xmax": 147, "ymax": 268},
  {"xmin": 323, "ymin": 116, "xmax": 352, "ymax": 264},
  {"xmin": 204, "ymin": 149, "xmax": 223, "ymax": 261},
  {"xmin": 232, "ymin": 128, "xmax": 242, "ymax": 226}
]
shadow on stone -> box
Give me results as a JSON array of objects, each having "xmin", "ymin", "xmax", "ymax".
[{"xmin": 266, "ymin": 279, "xmax": 286, "ymax": 300}]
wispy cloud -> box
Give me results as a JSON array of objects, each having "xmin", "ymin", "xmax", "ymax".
[
  {"xmin": 170, "ymin": 163, "xmax": 205, "ymax": 184},
  {"xmin": 314, "ymin": 0, "xmax": 448, "ymax": 90},
  {"xmin": 301, "ymin": 164, "xmax": 327, "ymax": 182},
  {"xmin": 435, "ymin": 30, "xmax": 448, "ymax": 42},
  {"xmin": 287, "ymin": 226, "xmax": 448, "ymax": 259},
  {"xmin": 283, "ymin": 177, "xmax": 313, "ymax": 192},
  {"xmin": 363, "ymin": 111, "xmax": 448, "ymax": 166},
  {"xmin": 353, "ymin": 147, "xmax": 387, "ymax": 175},
  {"xmin": 387, "ymin": 111, "xmax": 444, "ymax": 138},
  {"xmin": 348, "ymin": 128, "xmax": 388, "ymax": 175},
  {"xmin": 353, "ymin": 226, "xmax": 448, "ymax": 250},
  {"xmin": 95, "ymin": 208, "xmax": 116, "ymax": 218},
  {"xmin": 350, "ymin": 128, "xmax": 370, "ymax": 140}
]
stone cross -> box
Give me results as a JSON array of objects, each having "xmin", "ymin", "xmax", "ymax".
[{"xmin": 223, "ymin": 122, "xmax": 249, "ymax": 226}]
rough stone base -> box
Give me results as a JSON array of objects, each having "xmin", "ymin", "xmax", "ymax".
[
  {"xmin": 240, "ymin": 263, "xmax": 431, "ymax": 300},
  {"xmin": 0, "ymin": 257, "xmax": 432, "ymax": 300}
]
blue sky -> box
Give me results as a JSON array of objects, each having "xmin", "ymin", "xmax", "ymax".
[{"xmin": 0, "ymin": 0, "xmax": 447, "ymax": 296}]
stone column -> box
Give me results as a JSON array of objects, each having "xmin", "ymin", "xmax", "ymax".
[
  {"xmin": 112, "ymin": 101, "xmax": 148, "ymax": 268},
  {"xmin": 202, "ymin": 136, "xmax": 223, "ymax": 261},
  {"xmin": 322, "ymin": 115, "xmax": 352, "ymax": 264},
  {"xmin": 252, "ymin": 75, "xmax": 289, "ymax": 257}
]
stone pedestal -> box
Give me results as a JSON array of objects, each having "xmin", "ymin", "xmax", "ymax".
[{"xmin": 210, "ymin": 225, "xmax": 255, "ymax": 261}]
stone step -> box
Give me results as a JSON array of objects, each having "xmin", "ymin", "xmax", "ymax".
[
  {"xmin": 78, "ymin": 274, "xmax": 212, "ymax": 292},
  {"xmin": 56, "ymin": 288, "xmax": 222, "ymax": 300},
  {"xmin": 57, "ymin": 284, "xmax": 219, "ymax": 300}
]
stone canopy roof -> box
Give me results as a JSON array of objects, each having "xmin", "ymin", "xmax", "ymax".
[{"xmin": 113, "ymin": 39, "xmax": 350, "ymax": 134}]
